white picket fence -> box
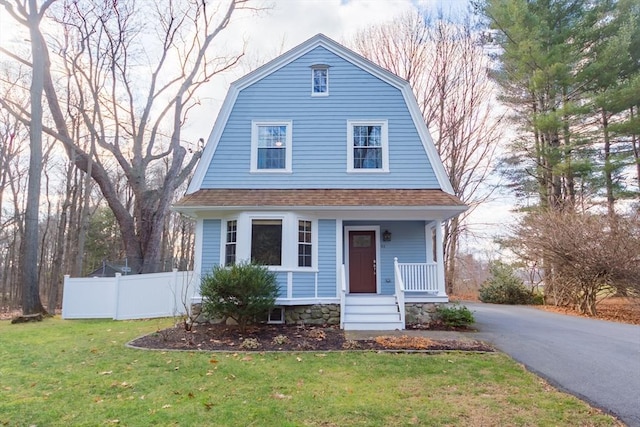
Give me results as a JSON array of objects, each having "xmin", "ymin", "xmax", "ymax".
[{"xmin": 61, "ymin": 269, "xmax": 198, "ymax": 320}]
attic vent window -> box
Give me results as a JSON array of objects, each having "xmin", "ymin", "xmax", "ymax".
[{"xmin": 311, "ymin": 65, "xmax": 329, "ymax": 96}]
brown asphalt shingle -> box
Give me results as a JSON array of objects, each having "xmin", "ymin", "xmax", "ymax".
[{"xmin": 175, "ymin": 189, "xmax": 464, "ymax": 208}]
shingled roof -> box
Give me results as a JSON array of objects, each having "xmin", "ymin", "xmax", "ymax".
[{"xmin": 175, "ymin": 189, "xmax": 464, "ymax": 208}]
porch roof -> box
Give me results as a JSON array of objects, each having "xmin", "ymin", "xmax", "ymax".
[{"xmin": 174, "ymin": 189, "xmax": 467, "ymax": 220}]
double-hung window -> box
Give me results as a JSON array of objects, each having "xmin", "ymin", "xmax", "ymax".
[
  {"xmin": 347, "ymin": 120, "xmax": 389, "ymax": 172},
  {"xmin": 298, "ymin": 220, "xmax": 312, "ymax": 267},
  {"xmin": 251, "ymin": 121, "xmax": 292, "ymax": 172},
  {"xmin": 311, "ymin": 65, "xmax": 329, "ymax": 96},
  {"xmin": 224, "ymin": 220, "xmax": 237, "ymax": 266}
]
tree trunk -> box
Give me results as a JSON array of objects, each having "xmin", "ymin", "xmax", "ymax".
[
  {"xmin": 602, "ymin": 109, "xmax": 615, "ymax": 216},
  {"xmin": 630, "ymin": 106, "xmax": 640, "ymax": 191},
  {"xmin": 21, "ymin": 0, "xmax": 47, "ymax": 316}
]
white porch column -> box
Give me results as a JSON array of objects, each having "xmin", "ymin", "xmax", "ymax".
[{"xmin": 435, "ymin": 220, "xmax": 447, "ymax": 297}]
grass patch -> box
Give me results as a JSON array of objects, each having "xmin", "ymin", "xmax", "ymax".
[{"xmin": 0, "ymin": 318, "xmax": 618, "ymax": 426}]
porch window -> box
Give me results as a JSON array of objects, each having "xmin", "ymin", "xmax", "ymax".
[
  {"xmin": 347, "ymin": 120, "xmax": 389, "ymax": 172},
  {"xmin": 298, "ymin": 220, "xmax": 312, "ymax": 267},
  {"xmin": 251, "ymin": 121, "xmax": 292, "ymax": 172},
  {"xmin": 225, "ymin": 220, "xmax": 237, "ymax": 265},
  {"xmin": 251, "ymin": 219, "xmax": 282, "ymax": 266}
]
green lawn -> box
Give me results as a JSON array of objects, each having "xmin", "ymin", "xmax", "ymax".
[{"xmin": 0, "ymin": 318, "xmax": 618, "ymax": 426}]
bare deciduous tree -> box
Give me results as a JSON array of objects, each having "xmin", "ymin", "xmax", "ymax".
[
  {"xmin": 0, "ymin": 0, "xmax": 56, "ymax": 315},
  {"xmin": 1, "ymin": 0, "xmax": 258, "ymax": 275},
  {"xmin": 350, "ymin": 10, "xmax": 503, "ymax": 294},
  {"xmin": 505, "ymin": 211, "xmax": 640, "ymax": 315}
]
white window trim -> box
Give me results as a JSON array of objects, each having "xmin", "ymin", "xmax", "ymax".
[
  {"xmin": 223, "ymin": 218, "xmax": 238, "ymax": 266},
  {"xmin": 346, "ymin": 119, "xmax": 389, "ymax": 173},
  {"xmin": 297, "ymin": 217, "xmax": 318, "ymax": 269},
  {"xmin": 250, "ymin": 121, "xmax": 293, "ymax": 173},
  {"xmin": 311, "ymin": 66, "xmax": 329, "ymax": 97},
  {"xmin": 224, "ymin": 212, "xmax": 318, "ymax": 272}
]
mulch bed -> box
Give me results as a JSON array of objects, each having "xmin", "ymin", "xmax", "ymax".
[{"xmin": 129, "ymin": 323, "xmax": 493, "ymax": 352}]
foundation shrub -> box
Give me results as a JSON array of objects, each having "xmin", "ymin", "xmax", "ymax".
[{"xmin": 200, "ymin": 262, "xmax": 279, "ymax": 333}]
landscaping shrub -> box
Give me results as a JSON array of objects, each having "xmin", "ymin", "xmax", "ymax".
[
  {"xmin": 435, "ymin": 303, "xmax": 475, "ymax": 328},
  {"xmin": 200, "ymin": 262, "xmax": 279, "ymax": 333},
  {"xmin": 479, "ymin": 261, "xmax": 535, "ymax": 304}
]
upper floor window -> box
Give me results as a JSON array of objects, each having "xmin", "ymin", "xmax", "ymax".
[
  {"xmin": 311, "ymin": 66, "xmax": 329, "ymax": 96},
  {"xmin": 346, "ymin": 120, "xmax": 389, "ymax": 172},
  {"xmin": 251, "ymin": 121, "xmax": 292, "ymax": 173}
]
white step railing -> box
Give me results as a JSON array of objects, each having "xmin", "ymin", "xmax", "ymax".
[
  {"xmin": 339, "ymin": 264, "xmax": 346, "ymax": 329},
  {"xmin": 393, "ymin": 258, "xmax": 406, "ymax": 328},
  {"xmin": 396, "ymin": 262, "xmax": 438, "ymax": 293}
]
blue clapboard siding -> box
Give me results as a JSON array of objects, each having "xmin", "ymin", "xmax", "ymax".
[
  {"xmin": 202, "ymin": 46, "xmax": 438, "ymax": 189},
  {"xmin": 292, "ymin": 272, "xmax": 316, "ymax": 298},
  {"xmin": 317, "ymin": 219, "xmax": 337, "ymax": 297},
  {"xmin": 200, "ymin": 219, "xmax": 222, "ymax": 275},
  {"xmin": 274, "ymin": 272, "xmax": 288, "ymax": 298},
  {"xmin": 344, "ymin": 220, "xmax": 426, "ymax": 295}
]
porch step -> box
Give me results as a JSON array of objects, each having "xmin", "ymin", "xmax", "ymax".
[{"xmin": 343, "ymin": 295, "xmax": 403, "ymax": 331}]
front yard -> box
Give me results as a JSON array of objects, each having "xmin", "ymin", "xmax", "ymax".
[{"xmin": 0, "ymin": 318, "xmax": 620, "ymax": 426}]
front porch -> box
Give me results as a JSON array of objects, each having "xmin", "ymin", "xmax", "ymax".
[
  {"xmin": 339, "ymin": 258, "xmax": 447, "ymax": 330},
  {"xmin": 339, "ymin": 218, "xmax": 448, "ymax": 330}
]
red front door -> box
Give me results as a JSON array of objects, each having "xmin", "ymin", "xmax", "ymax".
[{"xmin": 348, "ymin": 230, "xmax": 377, "ymax": 293}]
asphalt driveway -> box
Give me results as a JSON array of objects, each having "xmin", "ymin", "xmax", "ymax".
[{"xmin": 466, "ymin": 302, "xmax": 640, "ymax": 426}]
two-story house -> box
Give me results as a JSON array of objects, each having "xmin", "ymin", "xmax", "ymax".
[{"xmin": 174, "ymin": 34, "xmax": 466, "ymax": 330}]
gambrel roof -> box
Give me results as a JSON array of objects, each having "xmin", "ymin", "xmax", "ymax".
[{"xmin": 186, "ymin": 33, "xmax": 454, "ymax": 195}]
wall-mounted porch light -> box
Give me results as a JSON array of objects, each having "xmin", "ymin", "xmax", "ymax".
[{"xmin": 383, "ymin": 230, "xmax": 392, "ymax": 242}]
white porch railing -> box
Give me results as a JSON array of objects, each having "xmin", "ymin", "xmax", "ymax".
[
  {"xmin": 339, "ymin": 264, "xmax": 346, "ymax": 329},
  {"xmin": 393, "ymin": 258, "xmax": 406, "ymax": 328},
  {"xmin": 396, "ymin": 261, "xmax": 438, "ymax": 293}
]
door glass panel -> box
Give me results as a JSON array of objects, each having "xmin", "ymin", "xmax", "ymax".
[{"xmin": 352, "ymin": 235, "xmax": 371, "ymax": 248}]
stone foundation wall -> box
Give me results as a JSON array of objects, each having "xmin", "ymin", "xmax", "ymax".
[
  {"xmin": 190, "ymin": 302, "xmax": 341, "ymax": 326},
  {"xmin": 191, "ymin": 302, "xmax": 440, "ymax": 327},
  {"xmin": 404, "ymin": 302, "xmax": 442, "ymax": 325},
  {"xmin": 285, "ymin": 304, "xmax": 340, "ymax": 326}
]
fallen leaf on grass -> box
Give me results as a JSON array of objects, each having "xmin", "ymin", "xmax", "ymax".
[
  {"xmin": 99, "ymin": 371, "xmax": 113, "ymax": 375},
  {"xmin": 272, "ymin": 393, "xmax": 292, "ymax": 400},
  {"xmin": 241, "ymin": 356, "xmax": 253, "ymax": 362},
  {"xmin": 296, "ymin": 357, "xmax": 302, "ymax": 362},
  {"xmin": 162, "ymin": 404, "xmax": 172, "ymax": 409}
]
